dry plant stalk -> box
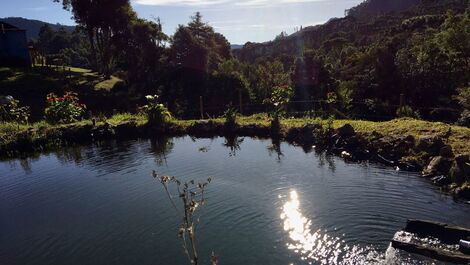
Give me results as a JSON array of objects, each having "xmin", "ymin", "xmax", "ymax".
[{"xmin": 153, "ymin": 171, "xmax": 216, "ymax": 265}]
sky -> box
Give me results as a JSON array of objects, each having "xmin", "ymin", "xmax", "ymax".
[{"xmin": 0, "ymin": 0, "xmax": 363, "ymax": 44}]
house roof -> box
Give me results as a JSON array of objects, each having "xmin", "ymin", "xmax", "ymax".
[{"xmin": 0, "ymin": 21, "xmax": 26, "ymax": 33}]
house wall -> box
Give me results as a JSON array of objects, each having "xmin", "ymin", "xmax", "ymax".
[{"xmin": 0, "ymin": 30, "xmax": 31, "ymax": 66}]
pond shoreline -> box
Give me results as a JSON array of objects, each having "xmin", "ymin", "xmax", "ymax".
[{"xmin": 1, "ymin": 118, "xmax": 469, "ymax": 200}]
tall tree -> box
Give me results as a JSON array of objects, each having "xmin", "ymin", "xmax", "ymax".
[{"xmin": 54, "ymin": 0, "xmax": 137, "ymax": 76}]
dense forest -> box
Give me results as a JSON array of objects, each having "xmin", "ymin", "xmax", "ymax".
[{"xmin": 12, "ymin": 0, "xmax": 470, "ymax": 125}]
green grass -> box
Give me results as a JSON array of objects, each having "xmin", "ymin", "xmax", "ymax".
[
  {"xmin": 106, "ymin": 113, "xmax": 147, "ymax": 126},
  {"xmin": 1, "ymin": 114, "xmax": 469, "ymax": 155},
  {"xmin": 174, "ymin": 115, "xmax": 470, "ymax": 154}
]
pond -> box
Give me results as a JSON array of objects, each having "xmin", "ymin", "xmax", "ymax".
[{"xmin": 1, "ymin": 136, "xmax": 469, "ymax": 265}]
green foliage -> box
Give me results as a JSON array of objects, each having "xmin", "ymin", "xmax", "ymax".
[
  {"xmin": 454, "ymin": 87, "xmax": 470, "ymax": 126},
  {"xmin": 0, "ymin": 96, "xmax": 30, "ymax": 123},
  {"xmin": 337, "ymin": 81, "xmax": 354, "ymax": 111},
  {"xmin": 45, "ymin": 92, "xmax": 86, "ymax": 124},
  {"xmin": 223, "ymin": 105, "xmax": 238, "ymax": 128},
  {"xmin": 454, "ymin": 86, "xmax": 470, "ymax": 109},
  {"xmin": 264, "ymin": 85, "xmax": 294, "ymax": 130},
  {"xmin": 312, "ymin": 115, "xmax": 335, "ymax": 148},
  {"xmin": 171, "ymin": 12, "xmax": 230, "ymax": 73},
  {"xmin": 141, "ymin": 95, "xmax": 172, "ymax": 125},
  {"xmin": 396, "ymin": 105, "xmax": 420, "ymax": 119}
]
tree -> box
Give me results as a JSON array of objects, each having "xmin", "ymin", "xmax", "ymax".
[{"xmin": 54, "ymin": 0, "xmax": 137, "ymax": 76}]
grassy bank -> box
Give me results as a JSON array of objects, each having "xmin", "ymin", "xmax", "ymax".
[
  {"xmin": 175, "ymin": 115, "xmax": 470, "ymax": 155},
  {"xmin": 2, "ymin": 114, "xmax": 469, "ymax": 155},
  {"xmin": 1, "ymin": 114, "xmax": 469, "ymax": 198}
]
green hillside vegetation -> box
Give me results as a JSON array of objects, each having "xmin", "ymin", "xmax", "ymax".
[
  {"xmin": 1, "ymin": 0, "xmax": 469, "ymax": 126},
  {"xmin": 234, "ymin": 0, "xmax": 470, "ymax": 123},
  {"xmin": 0, "ymin": 17, "xmax": 75, "ymax": 40}
]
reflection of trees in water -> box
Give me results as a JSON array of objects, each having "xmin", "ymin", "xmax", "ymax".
[
  {"xmin": 52, "ymin": 139, "xmax": 154, "ymax": 175},
  {"xmin": 317, "ymin": 151, "xmax": 336, "ymax": 172},
  {"xmin": 223, "ymin": 136, "xmax": 244, "ymax": 157},
  {"xmin": 267, "ymin": 138, "xmax": 284, "ymax": 162},
  {"xmin": 149, "ymin": 137, "xmax": 175, "ymax": 166},
  {"xmin": 5, "ymin": 156, "xmax": 39, "ymax": 174},
  {"xmin": 55, "ymin": 146, "xmax": 84, "ymax": 165}
]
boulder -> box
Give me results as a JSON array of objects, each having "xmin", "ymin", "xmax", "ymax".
[
  {"xmin": 450, "ymin": 154, "xmax": 470, "ymax": 184},
  {"xmin": 431, "ymin": 175, "xmax": 451, "ymax": 186},
  {"xmin": 454, "ymin": 183, "xmax": 470, "ymax": 200},
  {"xmin": 422, "ymin": 156, "xmax": 453, "ymax": 177},
  {"xmin": 337, "ymin": 124, "xmax": 355, "ymax": 137},
  {"xmin": 439, "ymin": 145, "xmax": 454, "ymax": 158},
  {"xmin": 416, "ymin": 136, "xmax": 445, "ymax": 155}
]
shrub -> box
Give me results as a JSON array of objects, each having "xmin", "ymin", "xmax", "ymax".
[
  {"xmin": 457, "ymin": 110, "xmax": 470, "ymax": 127},
  {"xmin": 396, "ymin": 105, "xmax": 420, "ymax": 119},
  {"xmin": 45, "ymin": 92, "xmax": 86, "ymax": 124},
  {"xmin": 0, "ymin": 96, "xmax": 30, "ymax": 123},
  {"xmin": 454, "ymin": 87, "xmax": 470, "ymax": 127},
  {"xmin": 264, "ymin": 85, "xmax": 294, "ymax": 130},
  {"xmin": 223, "ymin": 105, "xmax": 238, "ymax": 128},
  {"xmin": 141, "ymin": 95, "xmax": 172, "ymax": 125}
]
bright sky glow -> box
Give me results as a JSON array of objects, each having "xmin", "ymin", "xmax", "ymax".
[{"xmin": 0, "ymin": 0, "xmax": 363, "ymax": 44}]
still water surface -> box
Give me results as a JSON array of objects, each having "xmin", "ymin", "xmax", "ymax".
[{"xmin": 1, "ymin": 136, "xmax": 469, "ymax": 265}]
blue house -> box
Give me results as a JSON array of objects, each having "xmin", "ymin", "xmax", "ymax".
[{"xmin": 0, "ymin": 22, "xmax": 31, "ymax": 67}]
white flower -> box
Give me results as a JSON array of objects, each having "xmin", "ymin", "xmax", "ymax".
[{"xmin": 145, "ymin": 95, "xmax": 154, "ymax": 100}]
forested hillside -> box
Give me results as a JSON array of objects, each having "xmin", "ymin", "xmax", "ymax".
[
  {"xmin": 234, "ymin": 0, "xmax": 470, "ymax": 123},
  {"xmin": 0, "ymin": 17, "xmax": 75, "ymax": 40},
  {"xmin": 2, "ymin": 0, "xmax": 469, "ymax": 126}
]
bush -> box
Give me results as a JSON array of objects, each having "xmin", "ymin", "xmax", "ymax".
[
  {"xmin": 45, "ymin": 92, "xmax": 86, "ymax": 124},
  {"xmin": 264, "ymin": 85, "xmax": 294, "ymax": 131},
  {"xmin": 396, "ymin": 105, "xmax": 420, "ymax": 119},
  {"xmin": 454, "ymin": 87, "xmax": 470, "ymax": 127},
  {"xmin": 142, "ymin": 95, "xmax": 172, "ymax": 125},
  {"xmin": 457, "ymin": 110, "xmax": 470, "ymax": 127},
  {"xmin": 0, "ymin": 96, "xmax": 30, "ymax": 123},
  {"xmin": 223, "ymin": 105, "xmax": 238, "ymax": 128}
]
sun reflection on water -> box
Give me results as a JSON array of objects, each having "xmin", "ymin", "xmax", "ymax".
[{"xmin": 280, "ymin": 190, "xmax": 411, "ymax": 265}]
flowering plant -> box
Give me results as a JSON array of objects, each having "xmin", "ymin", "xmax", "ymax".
[
  {"xmin": 141, "ymin": 95, "xmax": 172, "ymax": 125},
  {"xmin": 45, "ymin": 92, "xmax": 86, "ymax": 124},
  {"xmin": 0, "ymin": 95, "xmax": 30, "ymax": 123}
]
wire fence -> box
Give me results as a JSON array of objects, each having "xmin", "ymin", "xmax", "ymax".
[{"xmin": 189, "ymin": 98, "xmax": 462, "ymax": 122}]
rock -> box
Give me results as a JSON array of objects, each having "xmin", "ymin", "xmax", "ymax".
[
  {"xmin": 416, "ymin": 136, "xmax": 445, "ymax": 155},
  {"xmin": 114, "ymin": 121, "xmax": 138, "ymax": 138},
  {"xmin": 341, "ymin": 151, "xmax": 352, "ymax": 159},
  {"xmin": 439, "ymin": 145, "xmax": 454, "ymax": 158},
  {"xmin": 450, "ymin": 154, "xmax": 470, "ymax": 184},
  {"xmin": 422, "ymin": 156, "xmax": 452, "ymax": 177},
  {"xmin": 431, "ymin": 175, "xmax": 451, "ymax": 186},
  {"xmin": 455, "ymin": 154, "xmax": 470, "ymax": 164},
  {"xmin": 92, "ymin": 122, "xmax": 115, "ymax": 139},
  {"xmin": 195, "ymin": 120, "xmax": 210, "ymax": 125},
  {"xmin": 454, "ymin": 184, "xmax": 470, "ymax": 200},
  {"xmin": 337, "ymin": 124, "xmax": 355, "ymax": 137}
]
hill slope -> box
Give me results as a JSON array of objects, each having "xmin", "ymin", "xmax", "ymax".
[{"xmin": 0, "ymin": 17, "xmax": 75, "ymax": 40}]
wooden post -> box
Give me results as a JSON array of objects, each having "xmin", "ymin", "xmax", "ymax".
[
  {"xmin": 238, "ymin": 90, "xmax": 243, "ymax": 115},
  {"xmin": 199, "ymin": 96, "xmax": 204, "ymax": 120},
  {"xmin": 399, "ymin": 93, "xmax": 405, "ymax": 110}
]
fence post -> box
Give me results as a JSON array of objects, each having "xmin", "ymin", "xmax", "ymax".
[
  {"xmin": 399, "ymin": 93, "xmax": 405, "ymax": 110},
  {"xmin": 239, "ymin": 90, "xmax": 243, "ymax": 115},
  {"xmin": 199, "ymin": 96, "xmax": 204, "ymax": 120}
]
